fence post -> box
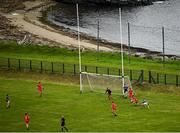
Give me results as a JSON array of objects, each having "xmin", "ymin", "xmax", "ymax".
[
  {"xmin": 140, "ymin": 70, "xmax": 144, "ymax": 84},
  {"xmin": 62, "ymin": 63, "xmax": 65, "ymax": 74},
  {"xmin": 130, "ymin": 70, "xmax": 132, "ymax": 81},
  {"xmin": 74, "ymin": 64, "xmax": 76, "ymax": 75},
  {"xmin": 162, "ymin": 26, "xmax": 165, "ymax": 67},
  {"xmin": 96, "ymin": 18, "xmax": 100, "ymax": 61},
  {"xmin": 30, "ymin": 60, "xmax": 32, "ymax": 70},
  {"xmin": 8, "ymin": 58, "xmax": 10, "ymax": 69},
  {"xmin": 149, "ymin": 71, "xmax": 151, "ymax": 83},
  {"xmin": 157, "ymin": 73, "xmax": 159, "ymax": 84},
  {"xmin": 18, "ymin": 59, "xmax": 21, "ymax": 70},
  {"xmin": 118, "ymin": 69, "xmax": 121, "ymax": 76},
  {"xmin": 51, "ymin": 62, "xmax": 54, "ymax": 73},
  {"xmin": 40, "ymin": 61, "xmax": 43, "ymax": 72},
  {"xmin": 164, "ymin": 74, "xmax": 167, "ymax": 85},
  {"xmin": 85, "ymin": 66, "xmax": 87, "ymax": 72},
  {"xmin": 96, "ymin": 66, "xmax": 98, "ymax": 74},
  {"xmin": 128, "ymin": 22, "xmax": 131, "ymax": 65},
  {"xmin": 176, "ymin": 75, "xmax": 178, "ymax": 86},
  {"xmin": 107, "ymin": 68, "xmax": 109, "ymax": 75}
]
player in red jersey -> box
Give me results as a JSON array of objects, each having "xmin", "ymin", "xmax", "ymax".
[
  {"xmin": 111, "ymin": 101, "xmax": 117, "ymax": 116},
  {"xmin": 24, "ymin": 112, "xmax": 30, "ymax": 130},
  {"xmin": 131, "ymin": 95, "xmax": 138, "ymax": 104},
  {"xmin": 37, "ymin": 82, "xmax": 43, "ymax": 97},
  {"xmin": 128, "ymin": 87, "xmax": 133, "ymax": 98}
]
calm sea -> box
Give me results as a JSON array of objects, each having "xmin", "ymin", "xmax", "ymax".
[{"xmin": 47, "ymin": 0, "xmax": 180, "ymax": 56}]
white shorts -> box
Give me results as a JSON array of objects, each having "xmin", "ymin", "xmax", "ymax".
[
  {"xmin": 143, "ymin": 102, "xmax": 148, "ymax": 106},
  {"xmin": 7, "ymin": 101, "xmax": 10, "ymax": 106}
]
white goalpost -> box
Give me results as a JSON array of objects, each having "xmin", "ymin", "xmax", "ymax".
[
  {"xmin": 76, "ymin": 3, "xmax": 83, "ymax": 93},
  {"xmin": 81, "ymin": 72, "xmax": 132, "ymax": 95},
  {"xmin": 119, "ymin": 8, "xmax": 125, "ymax": 95},
  {"xmin": 76, "ymin": 4, "xmax": 131, "ymax": 95}
]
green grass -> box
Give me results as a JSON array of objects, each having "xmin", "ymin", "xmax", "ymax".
[
  {"xmin": 0, "ymin": 71, "xmax": 180, "ymax": 131},
  {"xmin": 0, "ymin": 40, "xmax": 180, "ymax": 75}
]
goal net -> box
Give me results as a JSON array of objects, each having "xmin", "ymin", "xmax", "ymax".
[{"xmin": 81, "ymin": 72, "xmax": 132, "ymax": 95}]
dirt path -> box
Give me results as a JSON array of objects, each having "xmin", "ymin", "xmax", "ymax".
[{"xmin": 4, "ymin": 1, "xmax": 115, "ymax": 52}]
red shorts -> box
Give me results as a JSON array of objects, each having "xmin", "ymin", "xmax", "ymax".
[
  {"xmin": 38, "ymin": 89, "xmax": 42, "ymax": 93},
  {"xmin": 112, "ymin": 108, "xmax": 116, "ymax": 112},
  {"xmin": 25, "ymin": 121, "xmax": 29, "ymax": 124},
  {"xmin": 129, "ymin": 93, "xmax": 133, "ymax": 98}
]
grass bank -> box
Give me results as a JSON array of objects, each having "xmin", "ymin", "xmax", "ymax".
[{"xmin": 0, "ymin": 40, "xmax": 180, "ymax": 75}]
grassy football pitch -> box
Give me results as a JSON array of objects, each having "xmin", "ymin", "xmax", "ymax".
[{"xmin": 0, "ymin": 72, "xmax": 180, "ymax": 132}]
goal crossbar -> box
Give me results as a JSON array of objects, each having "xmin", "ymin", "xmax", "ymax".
[{"xmin": 81, "ymin": 72, "xmax": 129, "ymax": 79}]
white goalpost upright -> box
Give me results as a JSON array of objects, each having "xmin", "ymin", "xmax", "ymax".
[
  {"xmin": 76, "ymin": 4, "xmax": 131, "ymax": 95},
  {"xmin": 119, "ymin": 8, "xmax": 125, "ymax": 95},
  {"xmin": 76, "ymin": 3, "xmax": 83, "ymax": 93}
]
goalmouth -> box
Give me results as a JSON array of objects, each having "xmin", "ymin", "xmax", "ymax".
[{"xmin": 81, "ymin": 72, "xmax": 132, "ymax": 95}]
